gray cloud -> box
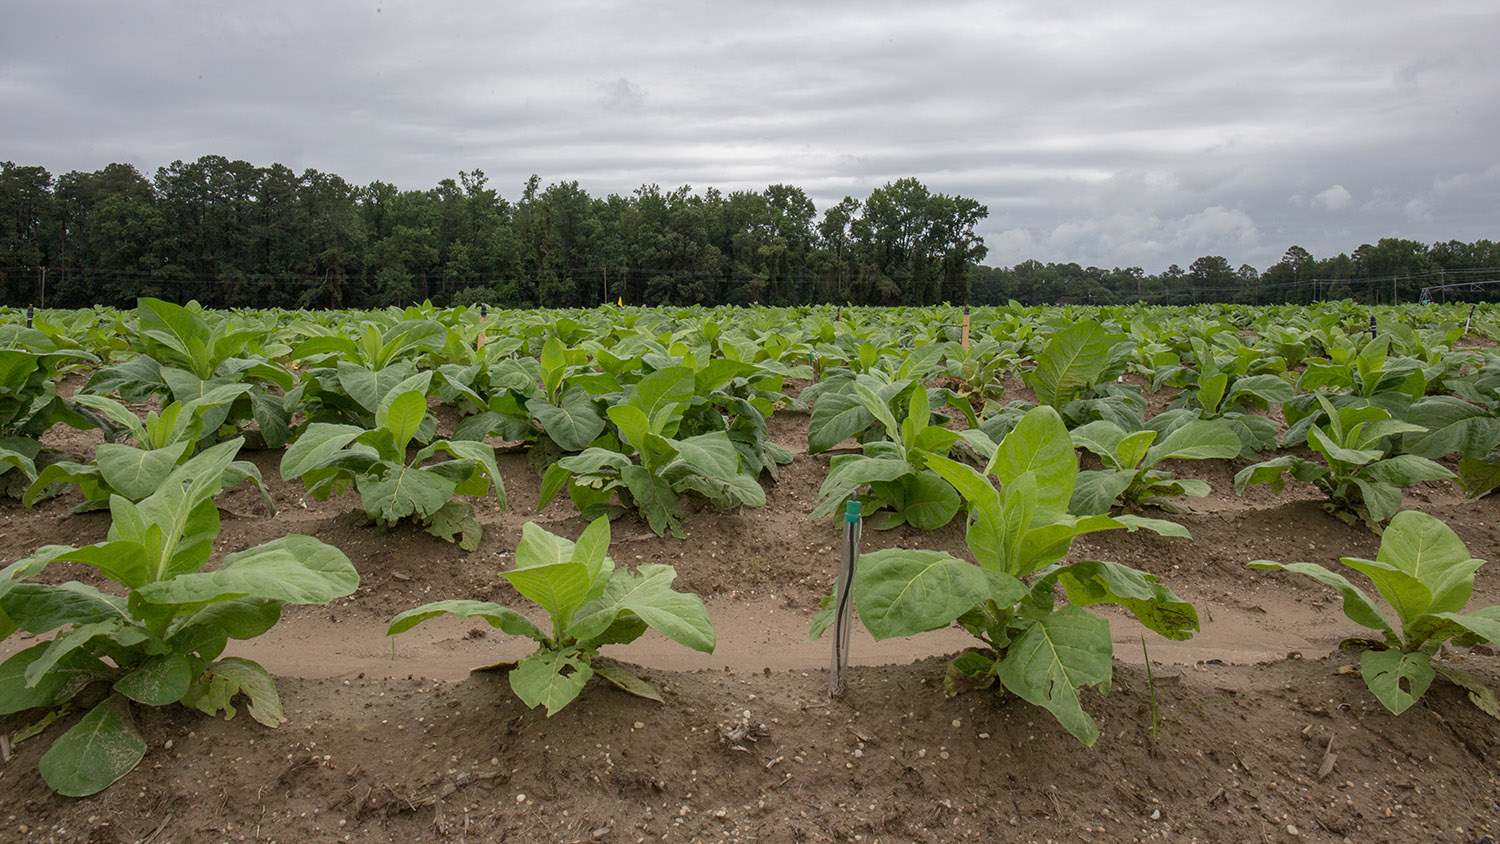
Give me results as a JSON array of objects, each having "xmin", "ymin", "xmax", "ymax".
[{"xmin": 2, "ymin": 0, "xmax": 1496, "ymax": 272}]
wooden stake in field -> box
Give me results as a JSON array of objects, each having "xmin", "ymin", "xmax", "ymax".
[
  {"xmin": 477, "ymin": 304, "xmax": 487, "ymax": 351},
  {"xmin": 961, "ymin": 306, "xmax": 971, "ymax": 352},
  {"xmin": 829, "ymin": 497, "xmax": 862, "ymax": 699}
]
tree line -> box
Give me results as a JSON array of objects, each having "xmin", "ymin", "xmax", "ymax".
[
  {"xmin": 0, "ymin": 158, "xmax": 985, "ymax": 309},
  {"xmin": 0, "ymin": 157, "xmax": 1495, "ymax": 309},
  {"xmin": 970, "ymin": 241, "xmax": 1500, "ymax": 306}
]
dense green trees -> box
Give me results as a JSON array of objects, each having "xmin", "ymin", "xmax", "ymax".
[
  {"xmin": 971, "ymin": 237, "xmax": 1500, "ymax": 307},
  {"xmin": 0, "ymin": 157, "xmax": 1495, "ymax": 308},
  {"xmin": 0, "ymin": 158, "xmax": 992, "ymax": 309}
]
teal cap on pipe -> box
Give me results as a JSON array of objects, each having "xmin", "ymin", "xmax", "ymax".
[{"xmin": 844, "ymin": 499, "xmax": 861, "ymax": 523}]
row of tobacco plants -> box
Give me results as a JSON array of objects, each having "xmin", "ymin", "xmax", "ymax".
[{"xmin": 2, "ymin": 297, "xmax": 1499, "ymax": 795}]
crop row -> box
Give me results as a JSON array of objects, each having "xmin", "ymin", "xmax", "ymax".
[{"xmin": 1, "ymin": 298, "xmax": 1498, "ymax": 798}]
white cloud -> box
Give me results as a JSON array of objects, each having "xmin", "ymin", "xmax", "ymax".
[{"xmin": 1314, "ymin": 185, "xmax": 1352, "ymax": 211}]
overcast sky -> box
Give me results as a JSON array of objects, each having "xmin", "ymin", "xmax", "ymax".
[{"xmin": 4, "ymin": 1, "xmax": 1497, "ymax": 272}]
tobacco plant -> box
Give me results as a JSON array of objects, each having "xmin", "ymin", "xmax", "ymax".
[
  {"xmin": 1235, "ymin": 396, "xmax": 1453, "ymax": 528},
  {"xmin": 539, "ymin": 365, "xmax": 765, "ymax": 538},
  {"xmin": 280, "ymin": 388, "xmax": 505, "ymax": 549},
  {"xmin": 24, "ymin": 386, "xmax": 273, "ymax": 513},
  {"xmin": 84, "ymin": 299, "xmax": 295, "ymax": 447},
  {"xmin": 981, "ymin": 321, "xmax": 1143, "ymax": 442},
  {"xmin": 0, "ymin": 440, "xmax": 358, "ymax": 796},
  {"xmin": 1151, "ymin": 337, "xmax": 1293, "ymax": 457},
  {"xmin": 1250, "ymin": 510, "xmax": 1500, "ymax": 715},
  {"xmin": 1284, "ymin": 334, "xmax": 1426, "ymax": 444},
  {"xmin": 1069, "ymin": 416, "xmax": 1240, "ymax": 515},
  {"xmin": 812, "ymin": 406, "xmax": 1198, "ymax": 745},
  {"xmin": 0, "ymin": 324, "xmax": 101, "ymax": 496},
  {"xmin": 388, "ymin": 518, "xmax": 714, "ymax": 715},
  {"xmin": 811, "ymin": 375, "xmax": 965, "ymax": 529}
]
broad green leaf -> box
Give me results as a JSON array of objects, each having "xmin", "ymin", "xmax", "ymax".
[
  {"xmin": 94, "ymin": 441, "xmax": 191, "ymax": 501},
  {"xmin": 0, "ymin": 644, "xmax": 113, "ymax": 715},
  {"xmin": 1352, "ymin": 478, "xmax": 1404, "ymax": 524},
  {"xmin": 249, "ymin": 390, "xmax": 292, "ymax": 448},
  {"xmin": 1197, "ymin": 371, "xmax": 1229, "ymax": 414},
  {"xmin": 167, "ymin": 598, "xmax": 283, "ymax": 661},
  {"xmin": 1226, "ymin": 373, "xmax": 1295, "ymax": 407},
  {"xmin": 154, "ymin": 437, "xmax": 245, "ymax": 514},
  {"xmin": 670, "ymin": 431, "xmax": 742, "ymax": 482},
  {"xmin": 47, "ymin": 541, "xmax": 153, "ymax": 590},
  {"xmin": 1364, "ymin": 454, "xmax": 1456, "ymax": 487},
  {"xmin": 357, "ymin": 464, "xmax": 456, "ymax": 524},
  {"xmin": 923, "ymin": 453, "xmax": 999, "ymax": 513},
  {"xmin": 1143, "ymin": 419, "xmax": 1240, "ymax": 465},
  {"xmin": 853, "ymin": 381, "xmax": 901, "ymax": 441},
  {"xmin": 1458, "ymin": 455, "xmax": 1500, "ymax": 499},
  {"xmin": 995, "ymin": 606, "xmax": 1113, "ymax": 746},
  {"xmin": 138, "ymin": 298, "xmax": 211, "ymax": 374},
  {"xmin": 1234, "ymin": 455, "xmax": 1325, "ymax": 494},
  {"xmin": 1309, "ymin": 426, "xmax": 1383, "ymax": 467},
  {"xmin": 71, "ymin": 393, "xmax": 149, "ymax": 442},
  {"xmin": 620, "ymin": 464, "xmax": 684, "ymax": 538},
  {"xmin": 1403, "ymin": 396, "xmax": 1499, "ymax": 459},
  {"xmin": 912, "ymin": 424, "xmax": 961, "ymax": 455},
  {"xmin": 529, "ymin": 388, "xmax": 606, "ymax": 452},
  {"xmin": 1069, "ymin": 470, "xmax": 1135, "ymax": 516},
  {"xmin": 501, "ymin": 562, "xmax": 593, "ymax": 631},
  {"xmin": 537, "ymin": 462, "xmax": 572, "ymax": 511},
  {"xmin": 1050, "ymin": 560, "xmax": 1199, "ymax": 640},
  {"xmin": 808, "ymin": 388, "xmax": 873, "ymax": 453},
  {"xmin": 423, "ymin": 439, "xmax": 506, "ymax": 507},
  {"xmin": 509, "ymin": 648, "xmax": 594, "ymax": 716},
  {"xmin": 1360, "ymin": 649, "xmax": 1433, "ymax": 715},
  {"xmin": 426, "ymin": 499, "xmax": 482, "ymax": 550},
  {"xmin": 593, "ymin": 665, "xmax": 663, "ymax": 702},
  {"xmin": 207, "ymin": 658, "xmax": 285, "ymax": 727},
  {"xmin": 572, "ymin": 517, "xmax": 612, "ymax": 582},
  {"xmin": 851, "ymin": 549, "xmax": 990, "ymax": 640},
  {"xmin": 374, "ymin": 370, "xmax": 435, "ymax": 426},
  {"xmin": 1115, "ymin": 430, "xmax": 1156, "ymax": 471},
  {"xmin": 380, "ymin": 390, "xmax": 428, "ymax": 454},
  {"xmin": 387, "ymin": 599, "xmax": 544, "ymax": 640},
  {"xmin": 990, "ymin": 406, "xmax": 1076, "ymax": 523},
  {"xmin": 1070, "ymin": 421, "xmax": 1127, "ymax": 469},
  {"xmin": 540, "ymin": 335, "xmax": 566, "ymax": 398},
  {"xmin": 113, "ymin": 654, "xmax": 193, "ymax": 706},
  {"xmin": 280, "ymin": 423, "xmax": 366, "ymax": 479},
  {"xmin": 606, "ymin": 403, "xmax": 651, "ymax": 449},
  {"xmin": 813, "ymin": 457, "xmax": 913, "ymax": 518},
  {"xmin": 0, "ymin": 581, "xmax": 129, "ymax": 635},
  {"xmin": 902, "ymin": 471, "xmax": 962, "ymax": 530},
  {"xmin": 627, "ymin": 366, "xmax": 694, "ymax": 436},
  {"xmin": 1361, "ymin": 510, "xmax": 1484, "ymax": 618},
  {"xmin": 515, "ymin": 521, "xmax": 577, "ymax": 569},
  {"xmin": 137, "ymin": 535, "xmax": 358, "ymax": 606},
  {"xmin": 570, "ymin": 564, "xmax": 715, "ymax": 652},
  {"xmin": 38, "ymin": 695, "xmax": 146, "ymax": 797},
  {"xmin": 1025, "ymin": 322, "xmax": 1119, "ymax": 408}
]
